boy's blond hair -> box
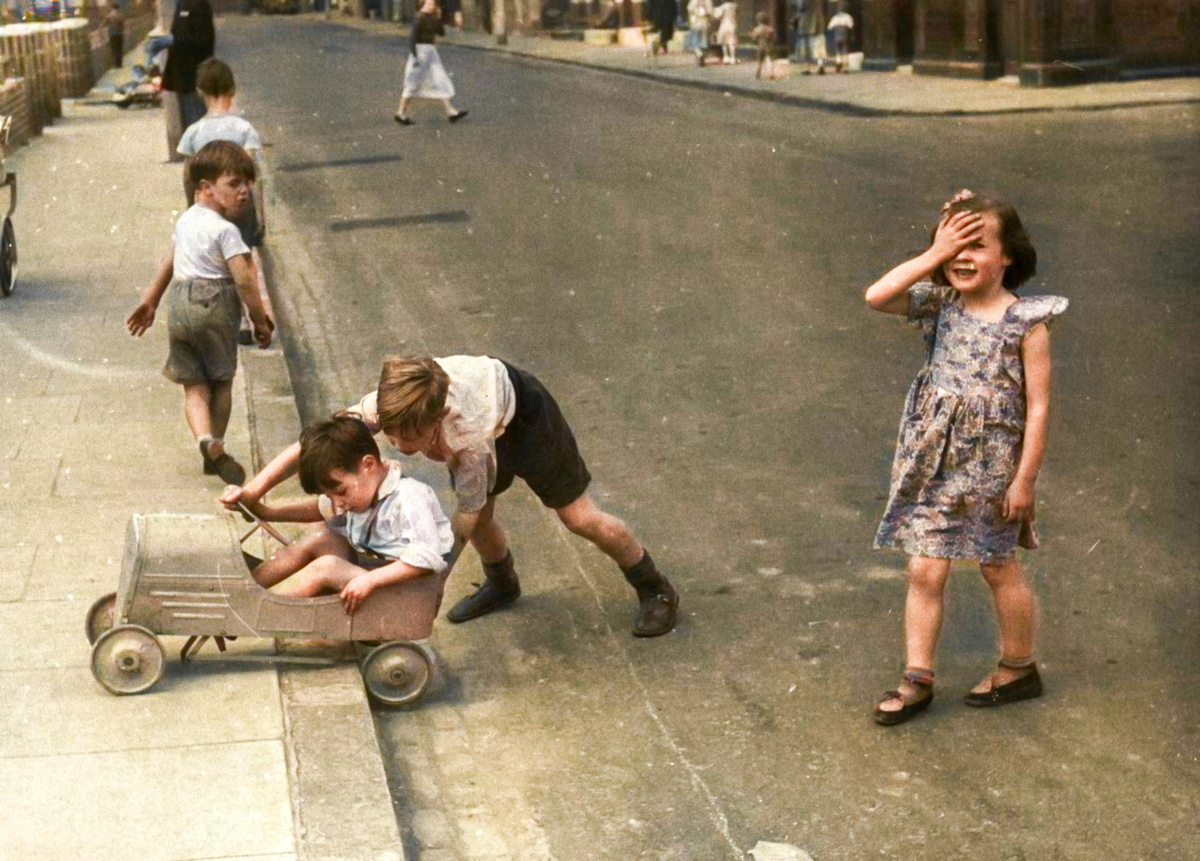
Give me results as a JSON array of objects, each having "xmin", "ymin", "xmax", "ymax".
[{"xmin": 376, "ymin": 357, "xmax": 449, "ymax": 435}]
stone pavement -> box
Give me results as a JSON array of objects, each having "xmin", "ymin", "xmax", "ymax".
[
  {"xmin": 0, "ymin": 53, "xmax": 402, "ymax": 861},
  {"xmin": 326, "ymin": 12, "xmax": 1200, "ymax": 115}
]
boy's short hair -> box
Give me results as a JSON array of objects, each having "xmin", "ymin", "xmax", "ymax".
[
  {"xmin": 931, "ymin": 194, "xmax": 1037, "ymax": 291},
  {"xmin": 376, "ymin": 357, "xmax": 450, "ymax": 436},
  {"xmin": 298, "ymin": 415, "xmax": 381, "ymax": 494},
  {"xmin": 188, "ymin": 140, "xmax": 256, "ymax": 189},
  {"xmin": 196, "ymin": 57, "xmax": 236, "ymax": 98}
]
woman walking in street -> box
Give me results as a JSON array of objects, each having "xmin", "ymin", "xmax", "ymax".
[{"xmin": 395, "ymin": 0, "xmax": 468, "ymax": 126}]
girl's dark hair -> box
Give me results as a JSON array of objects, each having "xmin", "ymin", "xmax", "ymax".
[
  {"xmin": 297, "ymin": 415, "xmax": 380, "ymax": 494},
  {"xmin": 196, "ymin": 57, "xmax": 236, "ymax": 98},
  {"xmin": 188, "ymin": 139, "xmax": 256, "ymax": 188},
  {"xmin": 931, "ymin": 194, "xmax": 1037, "ymax": 291}
]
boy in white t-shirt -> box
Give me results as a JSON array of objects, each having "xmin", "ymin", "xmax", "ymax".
[
  {"xmin": 826, "ymin": 2, "xmax": 854, "ymax": 72},
  {"xmin": 126, "ymin": 140, "xmax": 274, "ymax": 485},
  {"xmin": 243, "ymin": 415, "xmax": 455, "ymax": 613}
]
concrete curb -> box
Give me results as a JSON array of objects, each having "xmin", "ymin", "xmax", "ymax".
[{"xmin": 240, "ymin": 290, "xmax": 405, "ymax": 860}]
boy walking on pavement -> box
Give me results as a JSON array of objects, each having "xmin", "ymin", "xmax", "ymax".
[
  {"xmin": 126, "ymin": 140, "xmax": 274, "ymax": 485},
  {"xmin": 223, "ymin": 355, "xmax": 679, "ymax": 637}
]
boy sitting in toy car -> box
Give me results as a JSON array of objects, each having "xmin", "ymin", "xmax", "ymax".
[{"xmin": 239, "ymin": 414, "xmax": 454, "ymax": 614}]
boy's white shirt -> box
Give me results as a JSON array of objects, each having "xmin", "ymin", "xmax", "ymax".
[
  {"xmin": 828, "ymin": 11, "xmax": 853, "ymax": 28},
  {"xmin": 349, "ymin": 355, "xmax": 517, "ymax": 514},
  {"xmin": 172, "ymin": 203, "xmax": 248, "ymax": 281},
  {"xmin": 317, "ymin": 460, "xmax": 455, "ymax": 573},
  {"xmin": 177, "ymin": 111, "xmax": 263, "ymax": 157}
]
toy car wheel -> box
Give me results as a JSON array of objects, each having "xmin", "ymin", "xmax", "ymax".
[
  {"xmin": 361, "ymin": 641, "xmax": 432, "ymax": 706},
  {"xmin": 91, "ymin": 625, "xmax": 165, "ymax": 695},
  {"xmin": 85, "ymin": 591, "xmax": 118, "ymax": 645},
  {"xmin": 0, "ymin": 216, "xmax": 16, "ymax": 297}
]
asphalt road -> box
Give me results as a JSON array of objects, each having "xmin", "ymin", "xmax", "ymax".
[{"xmin": 223, "ymin": 15, "xmax": 1200, "ymax": 860}]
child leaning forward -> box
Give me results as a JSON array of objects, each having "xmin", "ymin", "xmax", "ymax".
[
  {"xmin": 242, "ymin": 415, "xmax": 455, "ymax": 613},
  {"xmin": 865, "ymin": 189, "xmax": 1067, "ymax": 726}
]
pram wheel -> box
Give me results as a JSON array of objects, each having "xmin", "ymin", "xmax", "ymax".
[
  {"xmin": 0, "ymin": 216, "xmax": 15, "ymax": 297},
  {"xmin": 91, "ymin": 625, "xmax": 166, "ymax": 695},
  {"xmin": 361, "ymin": 641, "xmax": 432, "ymax": 706}
]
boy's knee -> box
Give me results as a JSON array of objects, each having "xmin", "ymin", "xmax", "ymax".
[{"xmin": 980, "ymin": 558, "xmax": 1024, "ymax": 587}]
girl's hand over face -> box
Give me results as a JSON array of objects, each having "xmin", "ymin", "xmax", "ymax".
[
  {"xmin": 930, "ymin": 210, "xmax": 984, "ymax": 264},
  {"xmin": 1002, "ymin": 477, "xmax": 1036, "ymax": 523}
]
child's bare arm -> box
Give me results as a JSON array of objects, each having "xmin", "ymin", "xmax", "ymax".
[
  {"xmin": 340, "ymin": 562, "xmax": 432, "ymax": 614},
  {"xmin": 245, "ymin": 496, "xmax": 323, "ymax": 523},
  {"xmin": 1003, "ymin": 323, "xmax": 1051, "ymax": 522},
  {"xmin": 219, "ymin": 440, "xmax": 302, "ymax": 509},
  {"xmin": 864, "ymin": 210, "xmax": 983, "ymax": 315},
  {"xmin": 126, "ymin": 246, "xmax": 174, "ymax": 336},
  {"xmin": 227, "ymin": 251, "xmax": 273, "ymax": 345}
]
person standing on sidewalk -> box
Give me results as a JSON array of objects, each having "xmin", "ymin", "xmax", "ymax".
[
  {"xmin": 684, "ymin": 0, "xmax": 713, "ymax": 65},
  {"xmin": 162, "ymin": 0, "xmax": 215, "ymax": 162},
  {"xmin": 394, "ymin": 0, "xmax": 468, "ymax": 126},
  {"xmin": 126, "ymin": 141, "xmax": 274, "ymax": 485},
  {"xmin": 792, "ymin": 0, "xmax": 824, "ymax": 72},
  {"xmin": 712, "ymin": 0, "xmax": 738, "ymax": 64},
  {"xmin": 104, "ymin": 1, "xmax": 125, "ymax": 68},
  {"xmin": 223, "ymin": 356, "xmax": 680, "ymax": 638}
]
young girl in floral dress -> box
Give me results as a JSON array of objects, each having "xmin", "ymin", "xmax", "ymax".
[{"xmin": 864, "ymin": 190, "xmax": 1068, "ymax": 726}]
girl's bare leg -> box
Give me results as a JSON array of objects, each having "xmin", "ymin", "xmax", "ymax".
[
  {"xmin": 440, "ymin": 98, "xmax": 459, "ymax": 117},
  {"xmin": 878, "ymin": 555, "xmax": 951, "ymax": 713},
  {"xmin": 397, "ymin": 96, "xmax": 412, "ymax": 117},
  {"xmin": 974, "ymin": 557, "xmax": 1038, "ymax": 692}
]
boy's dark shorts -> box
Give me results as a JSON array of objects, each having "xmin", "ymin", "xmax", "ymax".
[
  {"xmin": 492, "ymin": 361, "xmax": 591, "ymax": 510},
  {"xmin": 163, "ymin": 278, "xmax": 242, "ymax": 385}
]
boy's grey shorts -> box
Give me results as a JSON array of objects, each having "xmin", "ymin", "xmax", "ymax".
[{"xmin": 163, "ymin": 278, "xmax": 241, "ymax": 385}]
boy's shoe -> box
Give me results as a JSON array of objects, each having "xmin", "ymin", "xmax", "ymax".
[
  {"xmin": 632, "ymin": 578, "xmax": 678, "ymax": 637},
  {"xmin": 448, "ymin": 110, "xmax": 469, "ymax": 123},
  {"xmin": 623, "ymin": 551, "xmax": 678, "ymax": 637},
  {"xmin": 964, "ymin": 665, "xmax": 1043, "ymax": 707},
  {"xmin": 446, "ymin": 552, "xmax": 520, "ymax": 623},
  {"xmin": 200, "ymin": 441, "xmax": 246, "ymax": 486}
]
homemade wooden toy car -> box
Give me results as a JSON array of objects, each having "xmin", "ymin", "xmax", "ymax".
[{"xmin": 85, "ymin": 511, "xmax": 458, "ymax": 706}]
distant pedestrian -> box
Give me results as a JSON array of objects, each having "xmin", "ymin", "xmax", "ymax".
[
  {"xmin": 865, "ymin": 190, "xmax": 1066, "ymax": 726},
  {"xmin": 750, "ymin": 11, "xmax": 775, "ymax": 79},
  {"xmin": 395, "ymin": 0, "xmax": 468, "ymax": 126},
  {"xmin": 125, "ymin": 141, "xmax": 274, "ymax": 485},
  {"xmin": 161, "ymin": 0, "xmax": 215, "ymax": 162},
  {"xmin": 104, "ymin": 2, "xmax": 125, "ymax": 68},
  {"xmin": 684, "ymin": 0, "xmax": 713, "ymax": 65},
  {"xmin": 646, "ymin": 0, "xmax": 678, "ymax": 56},
  {"xmin": 712, "ymin": 0, "xmax": 738, "ymax": 64},
  {"xmin": 826, "ymin": 1, "xmax": 853, "ymax": 72},
  {"xmin": 792, "ymin": 0, "xmax": 824, "ymax": 72}
]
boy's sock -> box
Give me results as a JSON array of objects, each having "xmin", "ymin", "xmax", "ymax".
[
  {"xmin": 446, "ymin": 551, "xmax": 521, "ymax": 623},
  {"xmin": 622, "ymin": 550, "xmax": 679, "ymax": 638}
]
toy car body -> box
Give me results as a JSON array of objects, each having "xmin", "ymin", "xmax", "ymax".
[{"xmin": 87, "ymin": 512, "xmax": 455, "ymax": 705}]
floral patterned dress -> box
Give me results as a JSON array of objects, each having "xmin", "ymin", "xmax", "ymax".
[{"xmin": 874, "ymin": 283, "xmax": 1068, "ymax": 563}]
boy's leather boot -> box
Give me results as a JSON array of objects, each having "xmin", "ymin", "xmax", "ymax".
[
  {"xmin": 623, "ymin": 551, "xmax": 679, "ymax": 637},
  {"xmin": 446, "ymin": 552, "xmax": 521, "ymax": 623}
]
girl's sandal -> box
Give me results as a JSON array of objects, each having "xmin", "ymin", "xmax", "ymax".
[
  {"xmin": 964, "ymin": 661, "xmax": 1043, "ymax": 707},
  {"xmin": 874, "ymin": 670, "xmax": 934, "ymax": 727}
]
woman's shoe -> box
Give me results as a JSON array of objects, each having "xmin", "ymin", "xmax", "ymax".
[
  {"xmin": 394, "ymin": 113, "xmax": 413, "ymax": 125},
  {"xmin": 965, "ymin": 665, "xmax": 1043, "ymax": 707},
  {"xmin": 448, "ymin": 110, "xmax": 469, "ymax": 123},
  {"xmin": 874, "ymin": 672, "xmax": 934, "ymax": 726}
]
